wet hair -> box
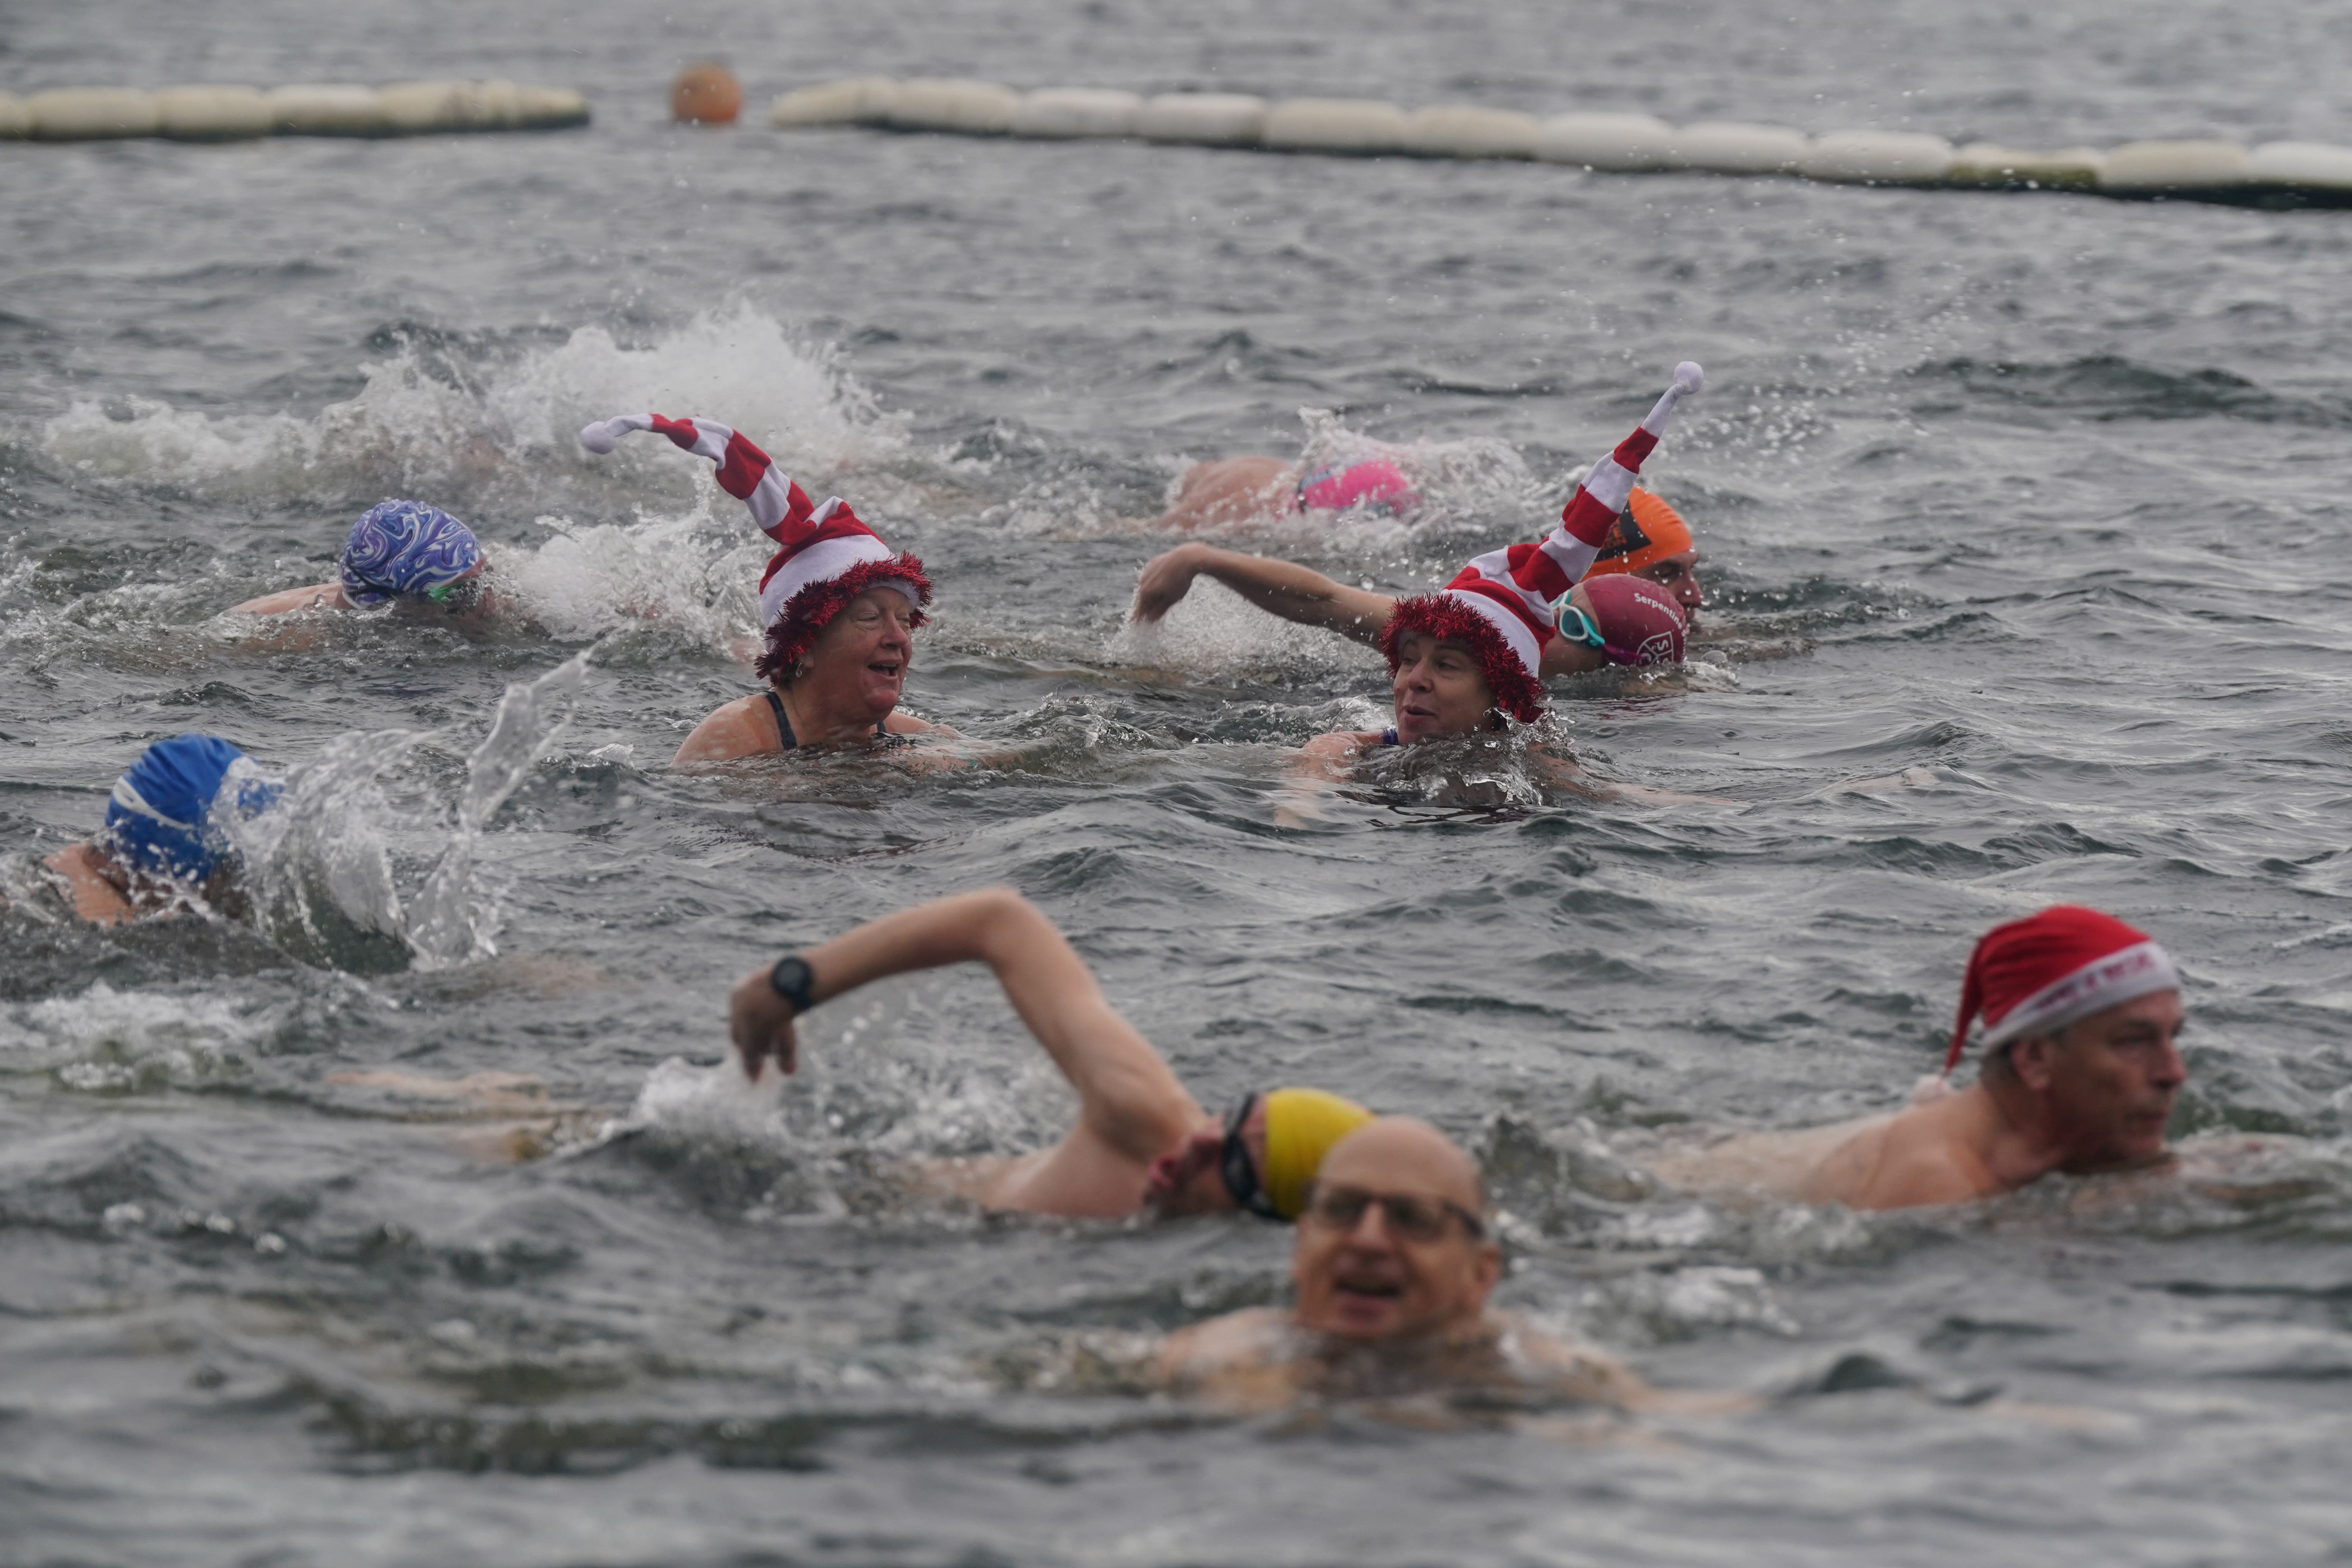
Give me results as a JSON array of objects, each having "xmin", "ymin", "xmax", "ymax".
[{"xmin": 752, "ymin": 564, "xmax": 930, "ymax": 688}]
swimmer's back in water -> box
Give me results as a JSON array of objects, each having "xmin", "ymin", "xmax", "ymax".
[
  {"xmin": 1638, "ymin": 906, "xmax": 2189, "ymax": 1211},
  {"xmin": 1151, "ymin": 454, "xmax": 1421, "ymax": 531}
]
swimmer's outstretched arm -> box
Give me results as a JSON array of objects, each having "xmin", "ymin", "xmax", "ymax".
[
  {"xmin": 228, "ymin": 581, "xmax": 352, "ymax": 616},
  {"xmin": 1131, "ymin": 545, "xmax": 1395, "ymax": 648},
  {"xmin": 728, "ymin": 889, "xmax": 1204, "ymax": 1164}
]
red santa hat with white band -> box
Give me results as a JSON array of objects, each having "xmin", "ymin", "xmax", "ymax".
[
  {"xmin": 1382, "ymin": 362, "xmax": 1702, "ymax": 722},
  {"xmin": 579, "ymin": 412, "xmax": 931, "ymax": 671},
  {"xmin": 1942, "ymin": 905, "xmax": 2181, "ymax": 1076}
]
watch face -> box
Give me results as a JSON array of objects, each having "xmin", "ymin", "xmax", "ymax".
[{"xmin": 770, "ymin": 956, "xmax": 815, "ymax": 1008}]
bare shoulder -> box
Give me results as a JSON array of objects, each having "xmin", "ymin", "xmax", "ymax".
[
  {"xmin": 228, "ymin": 582, "xmax": 348, "ymax": 616},
  {"xmin": 1805, "ymin": 1106, "xmax": 1989, "ymax": 1211},
  {"xmin": 672, "ymin": 695, "xmax": 776, "ymax": 764},
  {"xmin": 1301, "ymin": 729, "xmax": 1379, "ymax": 761},
  {"xmin": 1155, "ymin": 1308, "xmax": 1291, "ymax": 1385}
]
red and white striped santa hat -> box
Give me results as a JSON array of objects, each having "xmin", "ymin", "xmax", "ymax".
[
  {"xmin": 579, "ymin": 412, "xmax": 932, "ymax": 671},
  {"xmin": 1942, "ymin": 905, "xmax": 2181, "ymax": 1075},
  {"xmin": 1382, "ymin": 362, "xmax": 1703, "ymax": 722}
]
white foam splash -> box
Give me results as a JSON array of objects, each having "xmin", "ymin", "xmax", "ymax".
[
  {"xmin": 38, "ymin": 303, "xmax": 902, "ymax": 503},
  {"xmin": 1104, "ymin": 574, "xmax": 1364, "ymax": 676},
  {"xmin": 0, "ymin": 980, "xmax": 280, "ymax": 1090},
  {"xmin": 624, "ymin": 1054, "xmax": 786, "ymax": 1141},
  {"xmin": 225, "ymin": 651, "xmax": 591, "ymax": 970}
]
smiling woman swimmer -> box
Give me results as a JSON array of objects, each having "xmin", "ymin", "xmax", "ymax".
[
  {"xmin": 231, "ymin": 500, "xmax": 501, "ymax": 619},
  {"xmin": 576, "ymin": 412, "xmax": 960, "ymax": 762}
]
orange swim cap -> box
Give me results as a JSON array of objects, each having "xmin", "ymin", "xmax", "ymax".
[{"xmin": 1583, "ymin": 488, "xmax": 1692, "ymax": 578}]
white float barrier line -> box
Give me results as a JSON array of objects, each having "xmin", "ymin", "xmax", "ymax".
[
  {"xmin": 761, "ymin": 76, "xmax": 2352, "ymax": 209},
  {"xmin": 1, "ymin": 81, "xmax": 589, "ymax": 141}
]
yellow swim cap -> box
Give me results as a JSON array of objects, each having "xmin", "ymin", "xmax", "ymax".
[{"xmin": 1259, "ymin": 1087, "xmax": 1375, "ymax": 1221}]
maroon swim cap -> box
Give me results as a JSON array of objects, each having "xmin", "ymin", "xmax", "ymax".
[{"xmin": 1581, "ymin": 575, "xmax": 1686, "ymax": 666}]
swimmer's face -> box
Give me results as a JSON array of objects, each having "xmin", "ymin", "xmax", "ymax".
[
  {"xmin": 1291, "ymin": 1120, "xmax": 1499, "ymax": 1344},
  {"xmin": 1143, "ymin": 1114, "xmax": 1255, "ymax": 1216},
  {"xmin": 1634, "ymin": 550, "xmax": 1704, "ymax": 618},
  {"xmin": 1390, "ymin": 634, "xmax": 1495, "ymax": 741},
  {"xmin": 2013, "ymin": 989, "xmax": 2188, "ymax": 1169},
  {"xmin": 802, "ymin": 588, "xmax": 917, "ymax": 717}
]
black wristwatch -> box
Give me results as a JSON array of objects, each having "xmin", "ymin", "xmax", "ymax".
[{"xmin": 767, "ymin": 955, "xmax": 817, "ymax": 1014}]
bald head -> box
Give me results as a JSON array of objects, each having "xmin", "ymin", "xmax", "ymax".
[
  {"xmin": 1290, "ymin": 1116, "xmax": 1499, "ymax": 1343},
  {"xmin": 1317, "ymin": 1117, "xmax": 1486, "ymax": 1215}
]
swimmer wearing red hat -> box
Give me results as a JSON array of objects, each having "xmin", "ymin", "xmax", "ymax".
[
  {"xmin": 1131, "ymin": 366, "xmax": 1710, "ymax": 710},
  {"xmin": 1645, "ymin": 906, "xmax": 2189, "ymax": 1211},
  {"xmin": 576, "ymin": 412, "xmax": 957, "ymax": 762}
]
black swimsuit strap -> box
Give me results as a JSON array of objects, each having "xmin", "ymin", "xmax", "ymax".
[{"xmin": 763, "ymin": 689, "xmax": 796, "ymax": 751}]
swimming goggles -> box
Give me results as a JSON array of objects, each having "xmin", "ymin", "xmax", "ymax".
[
  {"xmin": 1299, "ymin": 1181, "xmax": 1486, "ymax": 1243},
  {"xmin": 425, "ymin": 573, "xmax": 485, "ymax": 610},
  {"xmin": 1220, "ymin": 1090, "xmax": 1282, "ymax": 1220},
  {"xmin": 1554, "ymin": 599, "xmax": 1608, "ymax": 651}
]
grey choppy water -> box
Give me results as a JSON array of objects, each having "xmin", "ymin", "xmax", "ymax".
[{"xmin": 8, "ymin": 1, "xmax": 2352, "ymax": 1563}]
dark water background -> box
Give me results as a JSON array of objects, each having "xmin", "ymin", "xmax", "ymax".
[{"xmin": 7, "ymin": 1, "xmax": 2352, "ymax": 1562}]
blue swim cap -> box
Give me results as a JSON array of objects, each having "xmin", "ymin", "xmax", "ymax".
[
  {"xmin": 339, "ymin": 501, "xmax": 484, "ymax": 607},
  {"xmin": 101, "ymin": 734, "xmax": 284, "ymax": 884}
]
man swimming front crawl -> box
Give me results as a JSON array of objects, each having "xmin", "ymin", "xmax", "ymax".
[
  {"xmin": 1644, "ymin": 906, "xmax": 2189, "ymax": 1211},
  {"xmin": 231, "ymin": 500, "xmax": 496, "ymax": 617},
  {"xmin": 23, "ymin": 734, "xmax": 282, "ymax": 923},
  {"xmin": 727, "ymin": 888, "xmax": 1375, "ymax": 1220}
]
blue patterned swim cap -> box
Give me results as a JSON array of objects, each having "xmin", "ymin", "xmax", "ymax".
[
  {"xmin": 338, "ymin": 501, "xmax": 484, "ymax": 607},
  {"xmin": 100, "ymin": 734, "xmax": 285, "ymax": 884}
]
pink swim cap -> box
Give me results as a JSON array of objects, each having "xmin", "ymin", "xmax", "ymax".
[
  {"xmin": 1296, "ymin": 459, "xmax": 1418, "ymax": 515},
  {"xmin": 1580, "ymin": 575, "xmax": 1686, "ymax": 666}
]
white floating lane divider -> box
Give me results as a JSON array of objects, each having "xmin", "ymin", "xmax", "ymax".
[
  {"xmin": 154, "ymin": 85, "xmax": 275, "ymax": 142},
  {"xmin": 1261, "ymin": 97, "xmax": 1409, "ymax": 156},
  {"xmin": 886, "ymin": 78, "xmax": 1021, "ymax": 135},
  {"xmin": 2098, "ymin": 140, "xmax": 2251, "ymax": 195},
  {"xmin": 29, "ymin": 88, "xmax": 160, "ymax": 140},
  {"xmin": 1799, "ymin": 130, "xmax": 1955, "ymax": 185},
  {"xmin": 6, "ymin": 81, "xmax": 588, "ymax": 141},
  {"xmin": 1945, "ymin": 143, "xmax": 2105, "ymax": 191},
  {"xmin": 1135, "ymin": 93, "xmax": 1266, "ymax": 146},
  {"xmin": 0, "ymin": 92, "xmax": 30, "ymax": 139},
  {"xmin": 1402, "ymin": 105, "xmax": 1540, "ymax": 160},
  {"xmin": 1011, "ymin": 87, "xmax": 1141, "ymax": 139},
  {"xmin": 1533, "ymin": 113, "xmax": 1679, "ymax": 172},
  {"xmin": 767, "ymin": 77, "xmax": 899, "ymax": 128},
  {"xmin": 2248, "ymin": 142, "xmax": 2352, "ymax": 196},
  {"xmin": 1669, "ymin": 122, "xmax": 1810, "ymax": 176},
  {"xmin": 268, "ymin": 84, "xmax": 388, "ymax": 136},
  {"xmin": 757, "ymin": 76, "xmax": 2352, "ymax": 208}
]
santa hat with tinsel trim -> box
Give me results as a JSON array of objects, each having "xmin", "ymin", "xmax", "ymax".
[
  {"xmin": 1383, "ymin": 362, "xmax": 1703, "ymax": 722},
  {"xmin": 1942, "ymin": 905, "xmax": 2181, "ymax": 1076},
  {"xmin": 579, "ymin": 413, "xmax": 931, "ymax": 670}
]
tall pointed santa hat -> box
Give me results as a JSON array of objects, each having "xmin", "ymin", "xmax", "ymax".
[
  {"xmin": 579, "ymin": 412, "xmax": 932, "ymax": 671},
  {"xmin": 1381, "ymin": 362, "xmax": 1703, "ymax": 722},
  {"xmin": 1942, "ymin": 905, "xmax": 2181, "ymax": 1075}
]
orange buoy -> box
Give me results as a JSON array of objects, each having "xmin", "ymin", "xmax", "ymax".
[{"xmin": 670, "ymin": 63, "xmax": 741, "ymax": 125}]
